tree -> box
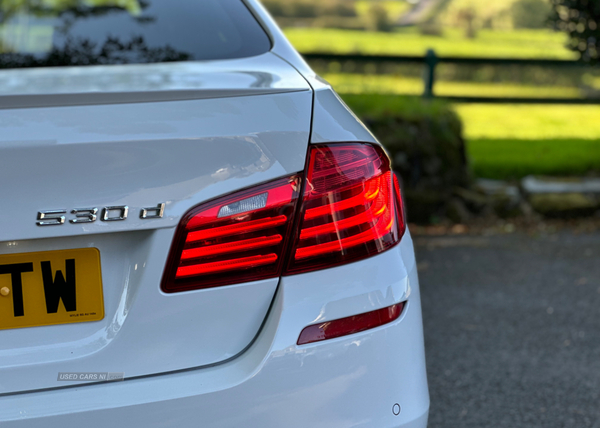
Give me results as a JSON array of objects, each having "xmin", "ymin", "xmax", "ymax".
[
  {"xmin": 512, "ymin": 0, "xmax": 552, "ymax": 29},
  {"xmin": 457, "ymin": 7, "xmax": 477, "ymax": 38},
  {"xmin": 550, "ymin": 0, "xmax": 600, "ymax": 62},
  {"xmin": 365, "ymin": 3, "xmax": 392, "ymax": 32},
  {"xmin": 1, "ymin": 0, "xmax": 144, "ymax": 24}
]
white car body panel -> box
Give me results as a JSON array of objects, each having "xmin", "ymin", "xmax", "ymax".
[
  {"xmin": 245, "ymin": 0, "xmax": 379, "ymax": 146},
  {"xmin": 0, "ymin": 53, "xmax": 312, "ymax": 243},
  {"xmin": 309, "ymin": 79, "xmax": 378, "ymax": 145},
  {"xmin": 0, "ymin": 52, "xmax": 309, "ymax": 107},
  {"xmin": 0, "ymin": 230, "xmax": 279, "ymax": 394},
  {"xmin": 1, "ymin": 237, "xmax": 429, "ymax": 428},
  {"xmin": 0, "ymin": 53, "xmax": 313, "ymax": 393},
  {"xmin": 0, "ymin": 0, "xmax": 429, "ymax": 426}
]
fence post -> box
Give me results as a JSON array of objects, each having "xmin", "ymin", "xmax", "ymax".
[{"xmin": 423, "ymin": 49, "xmax": 438, "ymax": 99}]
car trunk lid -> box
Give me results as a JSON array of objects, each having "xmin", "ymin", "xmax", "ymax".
[{"xmin": 0, "ymin": 53, "xmax": 312, "ymax": 394}]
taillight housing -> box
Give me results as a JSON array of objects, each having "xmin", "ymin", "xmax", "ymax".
[
  {"xmin": 162, "ymin": 142, "xmax": 405, "ymax": 293},
  {"xmin": 161, "ymin": 176, "xmax": 301, "ymax": 293},
  {"xmin": 285, "ymin": 143, "xmax": 405, "ymax": 274}
]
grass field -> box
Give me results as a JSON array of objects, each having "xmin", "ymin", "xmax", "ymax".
[
  {"xmin": 454, "ymin": 104, "xmax": 600, "ymax": 179},
  {"xmin": 282, "ymin": 17, "xmax": 599, "ymax": 180},
  {"xmin": 286, "ymin": 27, "xmax": 575, "ymax": 59},
  {"xmin": 467, "ymin": 139, "xmax": 600, "ymax": 179},
  {"xmin": 340, "ymin": 94, "xmax": 600, "ymax": 179},
  {"xmin": 325, "ymin": 73, "xmax": 582, "ymax": 99},
  {"xmin": 454, "ymin": 104, "xmax": 600, "ymax": 140}
]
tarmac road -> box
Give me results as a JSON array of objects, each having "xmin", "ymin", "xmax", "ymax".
[{"xmin": 415, "ymin": 231, "xmax": 600, "ymax": 428}]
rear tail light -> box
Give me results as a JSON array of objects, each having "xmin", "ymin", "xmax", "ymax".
[
  {"xmin": 162, "ymin": 143, "xmax": 405, "ymax": 293},
  {"xmin": 285, "ymin": 143, "xmax": 405, "ymax": 274},
  {"xmin": 161, "ymin": 176, "xmax": 301, "ymax": 293}
]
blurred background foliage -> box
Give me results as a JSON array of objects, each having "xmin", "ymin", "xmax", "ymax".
[
  {"xmin": 261, "ymin": 0, "xmax": 600, "ymax": 106},
  {"xmin": 550, "ymin": 0, "xmax": 600, "ymax": 63},
  {"xmin": 262, "ymin": 0, "xmax": 600, "ymax": 222}
]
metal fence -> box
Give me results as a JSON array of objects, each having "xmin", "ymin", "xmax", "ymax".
[{"xmin": 303, "ymin": 49, "xmax": 599, "ymax": 104}]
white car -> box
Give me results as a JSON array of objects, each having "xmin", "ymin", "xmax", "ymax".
[{"xmin": 0, "ymin": 1, "xmax": 429, "ymax": 427}]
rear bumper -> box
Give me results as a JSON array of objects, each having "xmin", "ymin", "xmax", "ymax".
[{"xmin": 0, "ymin": 233, "xmax": 429, "ymax": 428}]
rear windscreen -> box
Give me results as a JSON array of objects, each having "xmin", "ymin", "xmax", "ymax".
[{"xmin": 0, "ymin": 0, "xmax": 271, "ymax": 69}]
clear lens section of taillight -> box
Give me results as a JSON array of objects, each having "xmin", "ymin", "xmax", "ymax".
[
  {"xmin": 161, "ymin": 176, "xmax": 301, "ymax": 293},
  {"xmin": 284, "ymin": 143, "xmax": 405, "ymax": 275}
]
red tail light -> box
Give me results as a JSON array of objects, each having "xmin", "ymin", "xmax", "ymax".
[
  {"xmin": 285, "ymin": 143, "xmax": 405, "ymax": 274},
  {"xmin": 162, "ymin": 143, "xmax": 405, "ymax": 292},
  {"xmin": 161, "ymin": 176, "xmax": 301, "ymax": 293}
]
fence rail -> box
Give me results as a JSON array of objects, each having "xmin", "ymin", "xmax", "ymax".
[{"xmin": 303, "ymin": 50, "xmax": 598, "ymax": 104}]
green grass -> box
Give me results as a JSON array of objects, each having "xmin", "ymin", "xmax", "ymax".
[
  {"xmin": 453, "ymin": 104, "xmax": 600, "ymax": 178},
  {"xmin": 324, "ymin": 73, "xmax": 582, "ymax": 98},
  {"xmin": 451, "ymin": 104, "xmax": 600, "ymax": 179},
  {"xmin": 286, "ymin": 27, "xmax": 576, "ymax": 59},
  {"xmin": 341, "ymin": 92, "xmax": 458, "ymax": 125},
  {"xmin": 341, "ymin": 94, "xmax": 600, "ymax": 179},
  {"xmin": 284, "ymin": 20, "xmax": 599, "ymax": 180},
  {"xmin": 468, "ymin": 139, "xmax": 600, "ymax": 179},
  {"xmin": 453, "ymin": 104, "xmax": 600, "ymax": 140}
]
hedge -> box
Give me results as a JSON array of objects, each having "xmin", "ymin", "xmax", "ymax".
[{"xmin": 341, "ymin": 94, "xmax": 470, "ymax": 222}]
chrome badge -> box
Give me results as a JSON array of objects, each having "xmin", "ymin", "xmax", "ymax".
[{"xmin": 37, "ymin": 203, "xmax": 165, "ymax": 226}]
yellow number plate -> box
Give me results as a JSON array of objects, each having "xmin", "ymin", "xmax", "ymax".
[{"xmin": 0, "ymin": 248, "xmax": 104, "ymax": 330}]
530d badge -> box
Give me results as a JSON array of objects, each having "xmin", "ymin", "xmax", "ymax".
[{"xmin": 36, "ymin": 203, "xmax": 165, "ymax": 226}]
